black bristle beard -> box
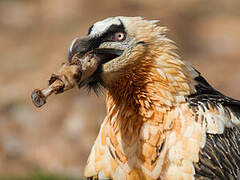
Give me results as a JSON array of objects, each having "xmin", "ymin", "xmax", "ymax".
[{"xmin": 78, "ymin": 66, "xmax": 105, "ymax": 95}]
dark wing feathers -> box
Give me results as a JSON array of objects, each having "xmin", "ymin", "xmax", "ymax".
[
  {"xmin": 194, "ymin": 127, "xmax": 240, "ymax": 180},
  {"xmin": 188, "ymin": 72, "xmax": 240, "ymax": 179}
]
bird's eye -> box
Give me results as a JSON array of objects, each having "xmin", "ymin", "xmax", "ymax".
[{"xmin": 114, "ymin": 32, "xmax": 126, "ymax": 41}]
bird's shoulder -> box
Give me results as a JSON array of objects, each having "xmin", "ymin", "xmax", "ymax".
[{"xmin": 186, "ymin": 70, "xmax": 240, "ymax": 134}]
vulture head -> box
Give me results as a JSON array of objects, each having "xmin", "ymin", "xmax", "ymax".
[{"xmin": 68, "ymin": 16, "xmax": 186, "ymax": 96}]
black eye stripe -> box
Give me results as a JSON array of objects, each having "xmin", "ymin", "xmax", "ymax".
[
  {"xmin": 85, "ymin": 19, "xmax": 126, "ymax": 49},
  {"xmin": 102, "ymin": 20, "xmax": 125, "ymax": 38},
  {"xmin": 104, "ymin": 24, "xmax": 125, "ymax": 34}
]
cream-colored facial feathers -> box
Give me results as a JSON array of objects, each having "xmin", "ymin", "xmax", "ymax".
[{"xmin": 94, "ymin": 17, "xmax": 185, "ymax": 88}]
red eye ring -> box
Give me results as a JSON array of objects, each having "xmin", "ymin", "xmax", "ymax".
[{"xmin": 114, "ymin": 32, "xmax": 126, "ymax": 41}]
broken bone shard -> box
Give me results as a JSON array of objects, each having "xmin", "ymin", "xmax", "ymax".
[{"xmin": 31, "ymin": 54, "xmax": 99, "ymax": 108}]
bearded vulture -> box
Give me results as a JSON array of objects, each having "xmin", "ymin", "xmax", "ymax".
[{"xmin": 67, "ymin": 16, "xmax": 240, "ymax": 180}]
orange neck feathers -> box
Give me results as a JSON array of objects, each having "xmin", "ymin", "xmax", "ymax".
[{"xmin": 104, "ymin": 43, "xmax": 197, "ymax": 146}]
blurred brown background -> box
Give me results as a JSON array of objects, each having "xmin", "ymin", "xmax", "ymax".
[{"xmin": 0, "ymin": 0, "xmax": 240, "ymax": 179}]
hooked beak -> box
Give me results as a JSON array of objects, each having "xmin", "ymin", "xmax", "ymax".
[
  {"xmin": 68, "ymin": 36, "xmax": 123, "ymax": 64},
  {"xmin": 68, "ymin": 36, "xmax": 99, "ymax": 62}
]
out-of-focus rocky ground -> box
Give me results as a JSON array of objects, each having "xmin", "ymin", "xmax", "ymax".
[{"xmin": 0, "ymin": 0, "xmax": 239, "ymax": 178}]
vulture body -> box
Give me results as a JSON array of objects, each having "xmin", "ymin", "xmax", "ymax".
[{"xmin": 67, "ymin": 17, "xmax": 240, "ymax": 180}]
